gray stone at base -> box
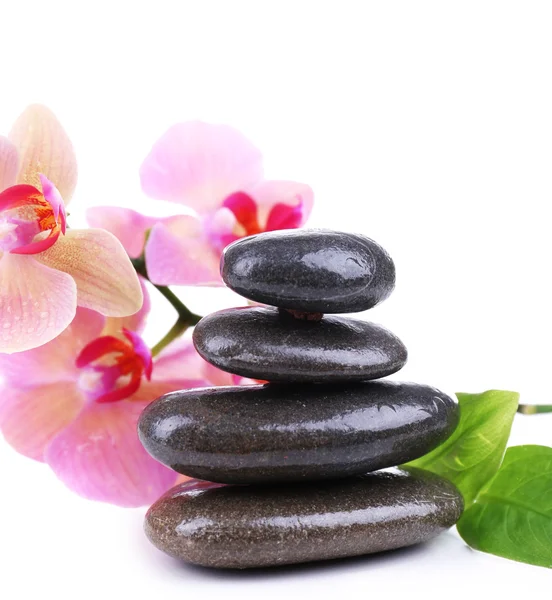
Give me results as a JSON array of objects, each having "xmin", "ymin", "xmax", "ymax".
[{"xmin": 144, "ymin": 469, "xmax": 464, "ymax": 569}]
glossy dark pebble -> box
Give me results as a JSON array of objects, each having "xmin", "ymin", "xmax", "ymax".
[
  {"xmin": 220, "ymin": 228, "xmax": 396, "ymax": 313},
  {"xmin": 193, "ymin": 307, "xmax": 407, "ymax": 382},
  {"xmin": 144, "ymin": 469, "xmax": 464, "ymax": 569},
  {"xmin": 138, "ymin": 381, "xmax": 459, "ymax": 484}
]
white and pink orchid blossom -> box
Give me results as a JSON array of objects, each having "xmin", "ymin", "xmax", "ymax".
[
  {"xmin": 87, "ymin": 121, "xmax": 314, "ymax": 286},
  {"xmin": 0, "ymin": 105, "xmax": 143, "ymax": 354},
  {"xmin": 0, "ymin": 276, "xmax": 249, "ymax": 506}
]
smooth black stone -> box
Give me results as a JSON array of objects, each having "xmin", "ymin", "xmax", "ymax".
[
  {"xmin": 193, "ymin": 307, "xmax": 407, "ymax": 382},
  {"xmin": 220, "ymin": 228, "xmax": 396, "ymax": 313},
  {"xmin": 144, "ymin": 469, "xmax": 464, "ymax": 569},
  {"xmin": 138, "ymin": 381, "xmax": 459, "ymax": 484}
]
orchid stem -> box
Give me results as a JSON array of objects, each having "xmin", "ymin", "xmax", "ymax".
[
  {"xmin": 517, "ymin": 404, "xmax": 552, "ymax": 415},
  {"xmin": 131, "ymin": 257, "xmax": 202, "ymax": 357},
  {"xmin": 150, "ymin": 318, "xmax": 192, "ymax": 357}
]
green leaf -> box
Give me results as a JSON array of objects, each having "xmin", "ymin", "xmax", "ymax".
[
  {"xmin": 405, "ymin": 390, "xmax": 519, "ymax": 505},
  {"xmin": 457, "ymin": 445, "xmax": 552, "ymax": 569}
]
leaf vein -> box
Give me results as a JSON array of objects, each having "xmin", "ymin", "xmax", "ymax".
[{"xmin": 479, "ymin": 493, "xmax": 552, "ymax": 521}]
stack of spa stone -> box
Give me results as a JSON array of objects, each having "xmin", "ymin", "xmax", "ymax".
[{"xmin": 139, "ymin": 229, "xmax": 463, "ymax": 570}]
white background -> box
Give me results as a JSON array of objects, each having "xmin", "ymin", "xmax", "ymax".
[{"xmin": 1, "ymin": 1, "xmax": 552, "ymax": 597}]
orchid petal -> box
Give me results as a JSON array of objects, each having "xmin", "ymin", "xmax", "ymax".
[
  {"xmin": 0, "ymin": 181, "xmax": 63, "ymax": 256},
  {"xmin": 265, "ymin": 202, "xmax": 306, "ymax": 231},
  {"xmin": 222, "ymin": 191, "xmax": 261, "ymax": 235},
  {"xmin": 102, "ymin": 276, "xmax": 151, "ymax": 337},
  {"xmin": 45, "ymin": 401, "xmax": 178, "ymax": 507},
  {"xmin": 203, "ymin": 361, "xmax": 239, "ymax": 386},
  {"xmin": 36, "ymin": 228, "xmax": 143, "ymax": 317},
  {"xmin": 86, "ymin": 206, "xmax": 158, "ymax": 259},
  {"xmin": 38, "ymin": 174, "xmax": 66, "ymax": 233},
  {"xmin": 0, "ymin": 183, "xmax": 42, "ymax": 211},
  {"xmin": 174, "ymin": 474, "xmax": 193, "ymax": 485},
  {"xmin": 205, "ymin": 205, "xmax": 238, "ymax": 236},
  {"xmin": 123, "ymin": 328, "xmax": 152, "ymax": 379},
  {"xmin": 153, "ymin": 338, "xmax": 233, "ymax": 385},
  {"xmin": 75, "ymin": 335, "xmax": 128, "ymax": 368},
  {"xmin": 203, "ymin": 206, "xmax": 240, "ymax": 253},
  {"xmin": 150, "ymin": 338, "xmax": 205, "ymax": 380},
  {"xmin": 130, "ymin": 378, "xmax": 208, "ymax": 402},
  {"xmin": 95, "ymin": 372, "xmax": 143, "ymax": 404},
  {"xmin": 10, "ymin": 229, "xmax": 61, "ymax": 255},
  {"xmin": 145, "ymin": 216, "xmax": 221, "ymax": 286},
  {"xmin": 0, "ymin": 307, "xmax": 105, "ymax": 386},
  {"xmin": 9, "ymin": 104, "xmax": 78, "ymax": 204},
  {"xmin": 0, "ymin": 382, "xmax": 83, "ymax": 461},
  {"xmin": 249, "ymin": 180, "xmax": 314, "ymax": 229},
  {"xmin": 0, "ymin": 254, "xmax": 77, "ymax": 354},
  {"xmin": 0, "ymin": 136, "xmax": 19, "ymax": 192},
  {"xmin": 140, "ymin": 121, "xmax": 264, "ymax": 212}
]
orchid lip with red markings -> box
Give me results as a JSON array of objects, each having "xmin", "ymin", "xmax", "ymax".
[
  {"xmin": 0, "ymin": 106, "xmax": 144, "ymax": 363},
  {"xmin": 76, "ymin": 328, "xmax": 153, "ymax": 403},
  {"xmin": 0, "ymin": 175, "xmax": 67, "ymax": 255},
  {"xmin": 215, "ymin": 190, "xmax": 308, "ymax": 251}
]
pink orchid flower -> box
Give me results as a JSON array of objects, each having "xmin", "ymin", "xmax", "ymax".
[
  {"xmin": 0, "ymin": 105, "xmax": 143, "ymax": 354},
  {"xmin": 87, "ymin": 121, "xmax": 314, "ymax": 286},
  {"xmin": 0, "ymin": 282, "xmax": 236, "ymax": 507}
]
